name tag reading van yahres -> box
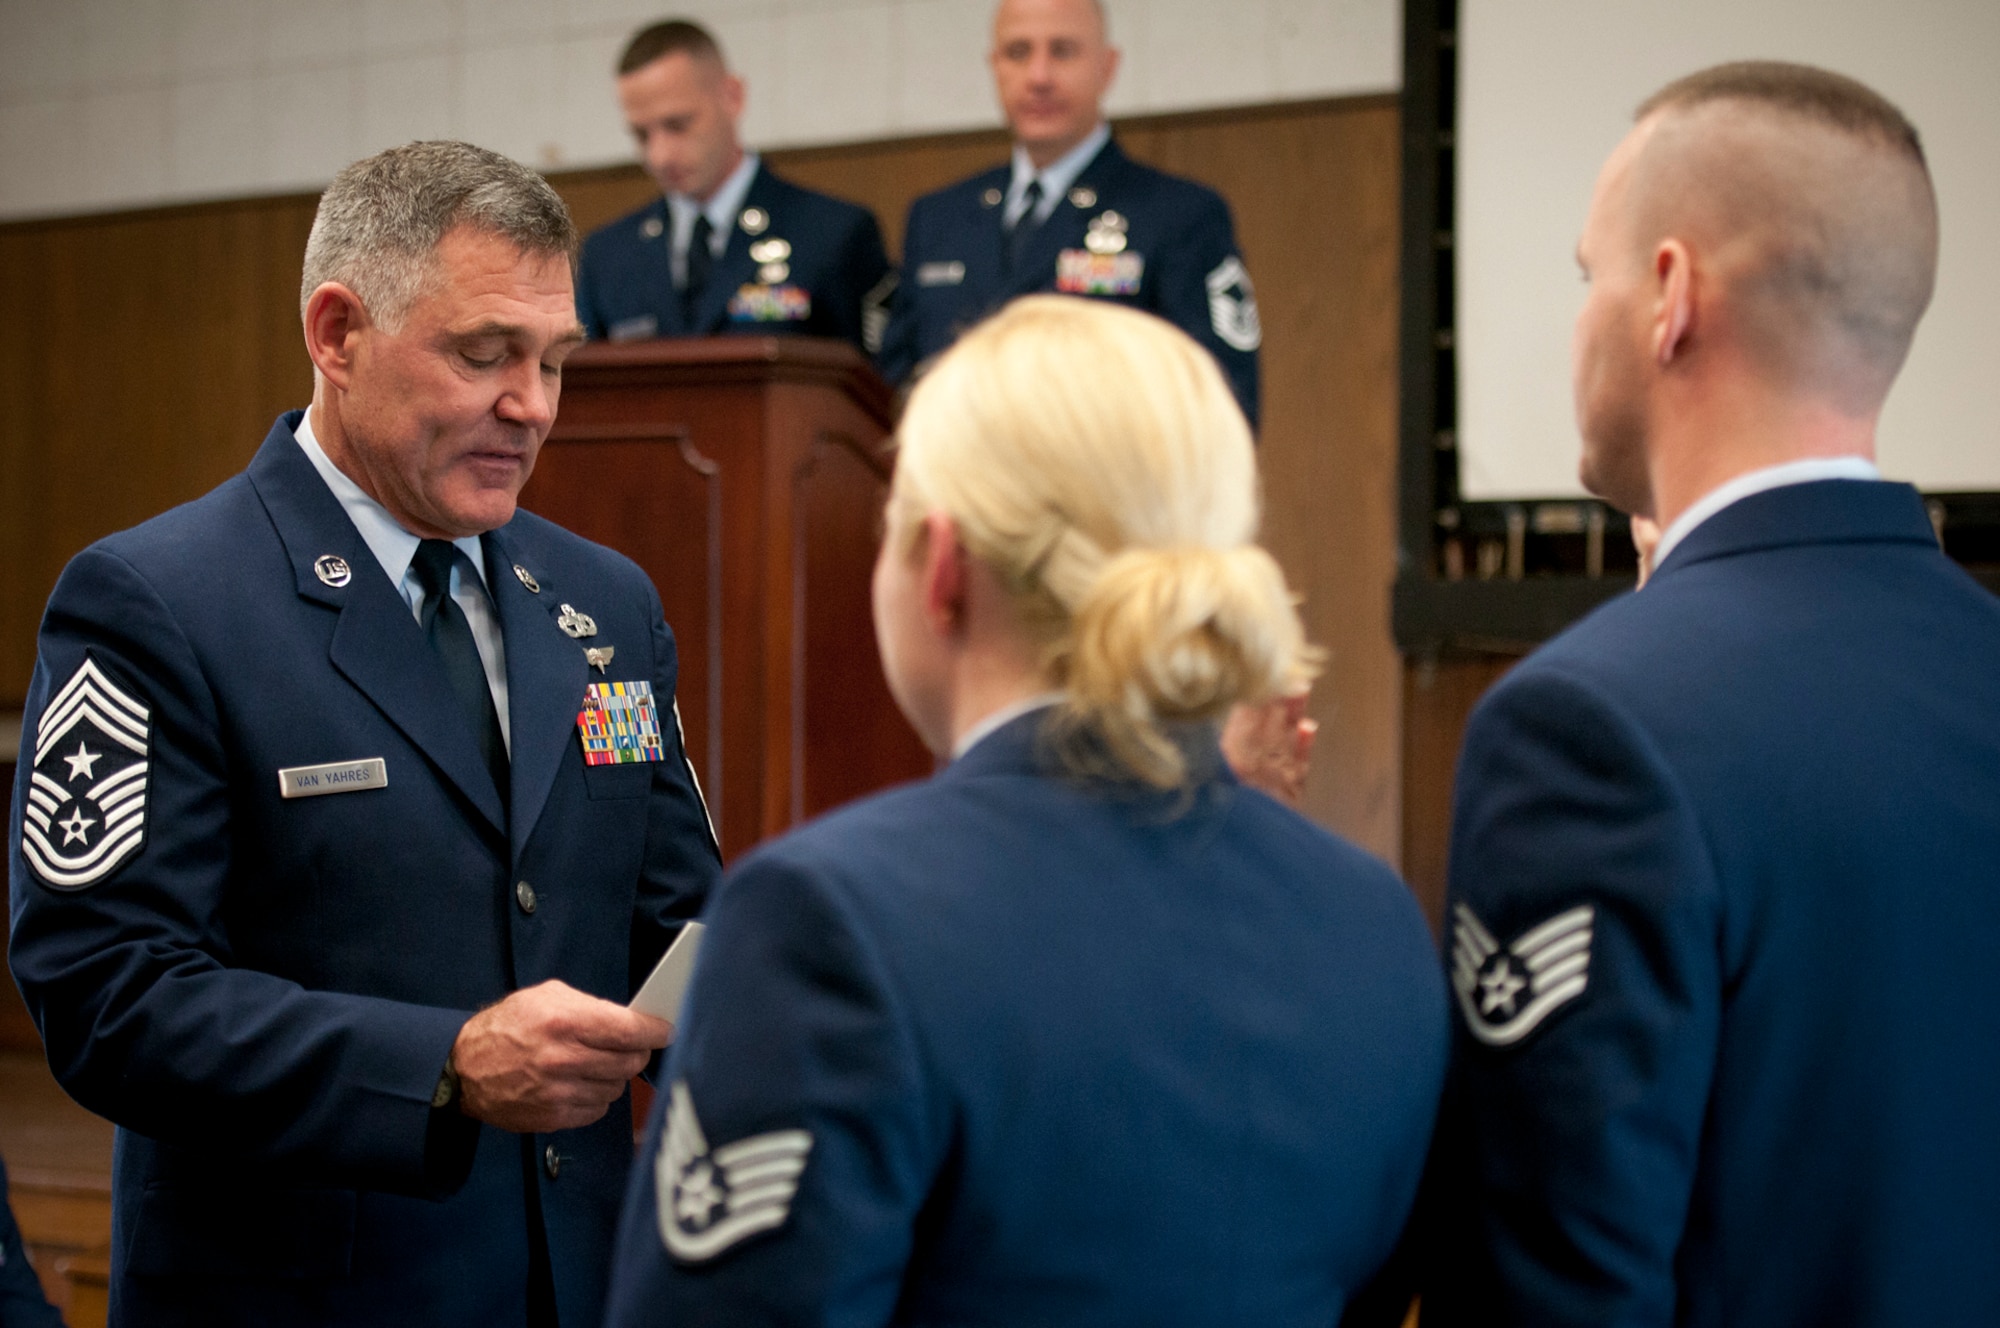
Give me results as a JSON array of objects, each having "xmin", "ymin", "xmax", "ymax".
[{"xmin": 278, "ymin": 758, "xmax": 388, "ymax": 799}]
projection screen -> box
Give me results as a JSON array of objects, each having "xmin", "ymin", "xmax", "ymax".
[{"xmin": 1456, "ymin": 0, "xmax": 2000, "ymax": 500}]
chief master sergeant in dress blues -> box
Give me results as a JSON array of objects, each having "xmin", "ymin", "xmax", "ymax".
[
  {"xmin": 8, "ymin": 142, "xmax": 720, "ymax": 1328},
  {"xmin": 1420, "ymin": 64, "xmax": 2000, "ymax": 1327},
  {"xmin": 877, "ymin": 0, "xmax": 1263, "ymax": 428},
  {"xmin": 576, "ymin": 20, "xmax": 892, "ymax": 352}
]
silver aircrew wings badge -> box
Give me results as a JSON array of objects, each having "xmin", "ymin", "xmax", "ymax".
[
  {"xmin": 19, "ymin": 658, "xmax": 151, "ymax": 891},
  {"xmin": 1451, "ymin": 902, "xmax": 1595, "ymax": 1046},
  {"xmin": 656, "ymin": 1080, "xmax": 813, "ymax": 1263}
]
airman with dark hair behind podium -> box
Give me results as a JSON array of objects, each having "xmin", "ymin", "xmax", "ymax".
[{"xmin": 576, "ymin": 20, "xmax": 893, "ymax": 352}]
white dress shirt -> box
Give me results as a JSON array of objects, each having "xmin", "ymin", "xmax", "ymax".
[
  {"xmin": 293, "ymin": 410, "xmax": 512, "ymax": 753},
  {"xmin": 1004, "ymin": 123, "xmax": 1111, "ymax": 230},
  {"xmin": 1651, "ymin": 455, "xmax": 1883, "ymax": 573}
]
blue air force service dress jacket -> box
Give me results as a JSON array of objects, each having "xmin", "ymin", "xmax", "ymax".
[
  {"xmin": 876, "ymin": 139, "xmax": 1263, "ymax": 429},
  {"xmin": 0, "ymin": 1158, "xmax": 61, "ymax": 1328},
  {"xmin": 1425, "ymin": 480, "xmax": 2000, "ymax": 1327},
  {"xmin": 603, "ymin": 712, "xmax": 1447, "ymax": 1327},
  {"xmin": 7, "ymin": 414, "xmax": 721, "ymax": 1328},
  {"xmin": 576, "ymin": 163, "xmax": 892, "ymax": 352}
]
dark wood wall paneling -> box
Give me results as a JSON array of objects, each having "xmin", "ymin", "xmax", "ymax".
[{"xmin": 0, "ymin": 95, "xmax": 1468, "ymax": 871}]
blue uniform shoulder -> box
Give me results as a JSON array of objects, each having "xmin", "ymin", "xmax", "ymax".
[
  {"xmin": 756, "ymin": 169, "xmax": 877, "ymax": 231},
  {"xmin": 582, "ymin": 198, "xmax": 668, "ymax": 256},
  {"xmin": 908, "ymin": 165, "xmax": 1012, "ymax": 219},
  {"xmin": 91, "ymin": 471, "xmax": 266, "ymax": 570},
  {"xmin": 498, "ymin": 505, "xmax": 654, "ymax": 593},
  {"xmin": 1107, "ymin": 154, "xmax": 1229, "ymax": 211}
]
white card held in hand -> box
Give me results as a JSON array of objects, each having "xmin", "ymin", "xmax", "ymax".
[{"xmin": 630, "ymin": 921, "xmax": 706, "ymax": 1022}]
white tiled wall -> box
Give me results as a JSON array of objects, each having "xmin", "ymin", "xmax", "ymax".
[{"xmin": 0, "ymin": 0, "xmax": 1400, "ymax": 222}]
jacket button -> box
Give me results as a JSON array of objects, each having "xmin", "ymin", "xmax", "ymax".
[
  {"xmin": 515, "ymin": 880, "xmax": 537, "ymax": 914},
  {"xmin": 544, "ymin": 1144, "xmax": 561, "ymax": 1179}
]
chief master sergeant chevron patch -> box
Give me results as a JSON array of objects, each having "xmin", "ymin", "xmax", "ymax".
[{"xmin": 19, "ymin": 657, "xmax": 152, "ymax": 891}]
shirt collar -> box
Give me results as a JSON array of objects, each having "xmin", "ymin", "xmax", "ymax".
[
  {"xmin": 1651, "ymin": 455, "xmax": 1883, "ymax": 572},
  {"xmin": 950, "ymin": 692, "xmax": 1067, "ymax": 761},
  {"xmin": 292, "ymin": 408, "xmax": 489, "ymax": 599},
  {"xmin": 667, "ymin": 151, "xmax": 761, "ymax": 255},
  {"xmin": 1007, "ymin": 123, "xmax": 1110, "ymax": 222}
]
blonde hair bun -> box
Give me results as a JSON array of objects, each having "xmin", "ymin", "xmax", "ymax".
[{"xmin": 893, "ymin": 295, "xmax": 1320, "ymax": 787}]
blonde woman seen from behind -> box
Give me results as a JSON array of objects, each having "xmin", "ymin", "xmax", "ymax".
[{"xmin": 604, "ymin": 296, "xmax": 1448, "ymax": 1328}]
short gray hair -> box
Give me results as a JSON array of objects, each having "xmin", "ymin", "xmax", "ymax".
[{"xmin": 300, "ymin": 140, "xmax": 578, "ymax": 329}]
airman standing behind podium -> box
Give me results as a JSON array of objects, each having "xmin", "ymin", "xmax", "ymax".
[
  {"xmin": 876, "ymin": 0, "xmax": 1263, "ymax": 429},
  {"xmin": 576, "ymin": 20, "xmax": 893, "ymax": 352}
]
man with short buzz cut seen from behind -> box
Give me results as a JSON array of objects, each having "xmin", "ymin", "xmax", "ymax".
[
  {"xmin": 876, "ymin": 0, "xmax": 1263, "ymax": 430},
  {"xmin": 576, "ymin": 19, "xmax": 893, "ymax": 353},
  {"xmin": 1420, "ymin": 62, "xmax": 2000, "ymax": 1328}
]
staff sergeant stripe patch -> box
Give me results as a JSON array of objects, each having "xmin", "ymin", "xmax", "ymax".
[{"xmin": 1451, "ymin": 902, "xmax": 1594, "ymax": 1047}]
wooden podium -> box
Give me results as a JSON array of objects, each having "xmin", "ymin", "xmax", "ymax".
[{"xmin": 519, "ymin": 336, "xmax": 932, "ymax": 861}]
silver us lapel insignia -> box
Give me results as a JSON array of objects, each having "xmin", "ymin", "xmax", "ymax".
[
  {"xmin": 313, "ymin": 554, "xmax": 352, "ymax": 587},
  {"xmin": 20, "ymin": 658, "xmax": 151, "ymax": 891},
  {"xmin": 1451, "ymin": 902, "xmax": 1595, "ymax": 1047},
  {"xmin": 656, "ymin": 1080, "xmax": 813, "ymax": 1263},
  {"xmin": 577, "ymin": 680, "xmax": 662, "ymax": 765},
  {"xmin": 556, "ymin": 603, "xmax": 597, "ymax": 639}
]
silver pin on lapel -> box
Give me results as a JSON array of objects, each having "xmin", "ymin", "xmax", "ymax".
[
  {"xmin": 513, "ymin": 564, "xmax": 541, "ymax": 593},
  {"xmin": 314, "ymin": 555, "xmax": 352, "ymax": 587},
  {"xmin": 557, "ymin": 604, "xmax": 598, "ymax": 639},
  {"xmin": 584, "ymin": 646, "xmax": 615, "ymax": 673}
]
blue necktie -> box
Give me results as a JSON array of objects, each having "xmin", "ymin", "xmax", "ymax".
[
  {"xmin": 683, "ymin": 214, "xmax": 714, "ymax": 326},
  {"xmin": 1007, "ymin": 179, "xmax": 1044, "ymax": 273},
  {"xmin": 411, "ymin": 540, "xmax": 508, "ymax": 799}
]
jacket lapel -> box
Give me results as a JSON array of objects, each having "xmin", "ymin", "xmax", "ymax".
[
  {"xmin": 483, "ymin": 527, "xmax": 590, "ymax": 862},
  {"xmin": 247, "ymin": 416, "xmax": 508, "ymax": 836},
  {"xmin": 692, "ymin": 164, "xmax": 772, "ymax": 333},
  {"xmin": 642, "ymin": 200, "xmax": 693, "ymax": 338}
]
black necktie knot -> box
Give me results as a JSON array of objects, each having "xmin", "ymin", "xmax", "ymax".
[{"xmin": 411, "ymin": 539, "xmax": 461, "ymax": 627}]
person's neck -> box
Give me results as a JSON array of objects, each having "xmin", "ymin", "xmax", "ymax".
[
  {"xmin": 686, "ymin": 146, "xmax": 746, "ymax": 206},
  {"xmin": 945, "ymin": 655, "xmax": 1052, "ymax": 754},
  {"xmin": 1021, "ymin": 126, "xmax": 1095, "ymax": 171},
  {"xmin": 1645, "ymin": 377, "xmax": 1880, "ymax": 531}
]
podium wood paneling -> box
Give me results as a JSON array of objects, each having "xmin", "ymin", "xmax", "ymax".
[{"xmin": 519, "ymin": 338, "xmax": 931, "ymax": 859}]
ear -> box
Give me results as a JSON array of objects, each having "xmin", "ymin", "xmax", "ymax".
[
  {"xmin": 720, "ymin": 73, "xmax": 746, "ymax": 123},
  {"xmin": 303, "ymin": 283, "xmax": 371, "ymax": 391},
  {"xmin": 917, "ymin": 510, "xmax": 969, "ymax": 640},
  {"xmin": 1651, "ymin": 238, "xmax": 1694, "ymax": 366}
]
